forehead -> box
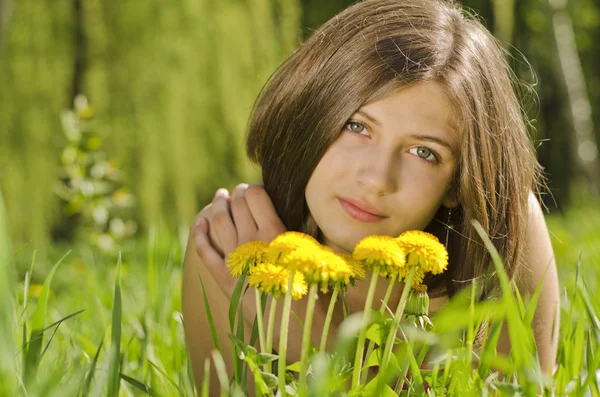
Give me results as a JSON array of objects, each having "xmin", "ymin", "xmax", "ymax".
[{"xmin": 361, "ymin": 81, "xmax": 459, "ymax": 139}]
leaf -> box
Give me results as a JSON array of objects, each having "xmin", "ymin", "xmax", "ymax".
[
  {"xmin": 261, "ymin": 371, "xmax": 278, "ymax": 388},
  {"xmin": 365, "ymin": 323, "xmax": 384, "ymax": 345},
  {"xmin": 287, "ymin": 361, "xmax": 301, "ymax": 372},
  {"xmin": 363, "ymin": 373, "xmax": 398, "ymax": 397}
]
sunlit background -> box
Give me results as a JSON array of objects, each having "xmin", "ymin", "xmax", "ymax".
[
  {"xmin": 0, "ymin": 0, "xmax": 599, "ymax": 394},
  {"xmin": 1, "ymin": 0, "xmax": 599, "ymax": 250}
]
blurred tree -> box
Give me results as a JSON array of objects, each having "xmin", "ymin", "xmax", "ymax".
[
  {"xmin": 0, "ymin": 0, "xmax": 301, "ymax": 247},
  {"xmin": 548, "ymin": 0, "xmax": 600, "ymax": 192},
  {"xmin": 0, "ymin": 0, "xmax": 7, "ymax": 48}
]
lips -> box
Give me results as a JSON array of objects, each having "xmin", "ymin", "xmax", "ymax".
[{"xmin": 338, "ymin": 197, "xmax": 388, "ymax": 223}]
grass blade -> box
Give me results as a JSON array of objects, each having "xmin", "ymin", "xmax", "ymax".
[
  {"xmin": 201, "ymin": 358, "xmax": 210, "ymax": 397},
  {"xmin": 21, "ymin": 250, "xmax": 36, "ymax": 319},
  {"xmin": 147, "ymin": 359, "xmax": 184, "ymax": 396},
  {"xmin": 107, "ymin": 253, "xmax": 123, "ymax": 396},
  {"xmin": 472, "ymin": 221, "xmax": 535, "ymax": 368},
  {"xmin": 120, "ymin": 373, "xmax": 162, "ymax": 397},
  {"xmin": 82, "ymin": 332, "xmax": 105, "ymax": 397},
  {"xmin": 24, "ymin": 250, "xmax": 70, "ymax": 384},
  {"xmin": 197, "ymin": 271, "xmax": 221, "ymax": 352}
]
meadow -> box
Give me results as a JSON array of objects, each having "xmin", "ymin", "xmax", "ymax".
[{"xmin": 0, "ymin": 189, "xmax": 599, "ymax": 396}]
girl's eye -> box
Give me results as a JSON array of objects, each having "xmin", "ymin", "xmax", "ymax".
[
  {"xmin": 345, "ymin": 120, "xmax": 369, "ymax": 136},
  {"xmin": 409, "ymin": 146, "xmax": 439, "ymax": 163}
]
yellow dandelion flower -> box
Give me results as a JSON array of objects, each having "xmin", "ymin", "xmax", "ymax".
[
  {"xmin": 248, "ymin": 262, "xmax": 308, "ymax": 300},
  {"xmin": 267, "ymin": 231, "xmax": 321, "ymax": 264},
  {"xmin": 337, "ymin": 253, "xmax": 366, "ymax": 280},
  {"xmin": 284, "ymin": 246, "xmax": 353, "ymax": 289},
  {"xmin": 226, "ymin": 241, "xmax": 269, "ymax": 277},
  {"xmin": 352, "ymin": 236, "xmax": 406, "ymax": 279},
  {"xmin": 289, "ymin": 272, "xmax": 309, "ymax": 300},
  {"xmin": 396, "ymin": 230, "xmax": 448, "ymax": 275}
]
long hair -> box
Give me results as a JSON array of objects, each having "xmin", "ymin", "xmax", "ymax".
[{"xmin": 245, "ymin": 0, "xmax": 543, "ymax": 300}]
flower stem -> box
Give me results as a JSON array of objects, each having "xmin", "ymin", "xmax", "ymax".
[
  {"xmin": 319, "ymin": 284, "xmax": 340, "ymax": 353},
  {"xmin": 299, "ymin": 283, "xmax": 319, "ymax": 393},
  {"xmin": 265, "ymin": 297, "xmax": 278, "ymax": 374},
  {"xmin": 361, "ymin": 275, "xmax": 396, "ymax": 384},
  {"xmin": 351, "ymin": 268, "xmax": 380, "ymax": 388},
  {"xmin": 379, "ymin": 267, "xmax": 416, "ymax": 387},
  {"xmin": 278, "ymin": 273, "xmax": 295, "ymax": 397},
  {"xmin": 255, "ymin": 291, "xmax": 266, "ymax": 366}
]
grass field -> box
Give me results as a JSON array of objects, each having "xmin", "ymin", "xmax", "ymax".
[{"xmin": 1, "ymin": 193, "xmax": 599, "ymax": 396}]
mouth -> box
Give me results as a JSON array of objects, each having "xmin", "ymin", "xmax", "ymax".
[{"xmin": 337, "ymin": 197, "xmax": 388, "ymax": 223}]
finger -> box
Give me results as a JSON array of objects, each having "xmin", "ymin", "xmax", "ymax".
[
  {"xmin": 231, "ymin": 183, "xmax": 258, "ymax": 244},
  {"xmin": 193, "ymin": 203, "xmax": 225, "ymax": 257},
  {"xmin": 211, "ymin": 188, "xmax": 238, "ymax": 256},
  {"xmin": 245, "ymin": 184, "xmax": 286, "ymax": 236},
  {"xmin": 194, "ymin": 217, "xmax": 236, "ymax": 297}
]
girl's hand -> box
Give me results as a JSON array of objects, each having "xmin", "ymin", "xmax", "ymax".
[{"xmin": 191, "ymin": 183, "xmax": 287, "ymax": 297}]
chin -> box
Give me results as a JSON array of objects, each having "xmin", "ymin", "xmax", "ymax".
[{"xmin": 321, "ymin": 228, "xmax": 363, "ymax": 253}]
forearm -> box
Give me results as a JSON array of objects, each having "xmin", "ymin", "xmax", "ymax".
[{"xmin": 182, "ymin": 231, "xmax": 255, "ymax": 395}]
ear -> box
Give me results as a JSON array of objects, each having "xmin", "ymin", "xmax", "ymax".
[{"xmin": 442, "ymin": 191, "xmax": 459, "ymax": 209}]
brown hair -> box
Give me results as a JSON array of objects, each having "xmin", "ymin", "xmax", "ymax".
[{"xmin": 245, "ymin": 0, "xmax": 543, "ymax": 300}]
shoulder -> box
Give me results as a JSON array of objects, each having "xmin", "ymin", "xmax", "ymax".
[{"xmin": 515, "ymin": 192, "xmax": 557, "ymax": 293}]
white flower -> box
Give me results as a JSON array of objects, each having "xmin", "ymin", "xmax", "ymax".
[
  {"xmin": 79, "ymin": 180, "xmax": 95, "ymax": 197},
  {"xmin": 91, "ymin": 163, "xmax": 106, "ymax": 179},
  {"xmin": 92, "ymin": 207, "xmax": 109, "ymax": 225},
  {"xmin": 109, "ymin": 218, "xmax": 126, "ymax": 238},
  {"xmin": 96, "ymin": 234, "xmax": 115, "ymax": 251}
]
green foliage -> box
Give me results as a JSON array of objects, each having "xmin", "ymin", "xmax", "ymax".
[{"xmin": 0, "ymin": 0, "xmax": 301, "ymax": 247}]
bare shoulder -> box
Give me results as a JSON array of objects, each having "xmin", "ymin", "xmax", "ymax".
[
  {"xmin": 516, "ymin": 192, "xmax": 557, "ymax": 292},
  {"xmin": 514, "ymin": 191, "xmax": 560, "ymax": 371}
]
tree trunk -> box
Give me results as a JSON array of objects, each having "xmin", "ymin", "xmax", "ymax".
[
  {"xmin": 0, "ymin": 0, "xmax": 9, "ymax": 49},
  {"xmin": 71, "ymin": 0, "xmax": 86, "ymax": 104},
  {"xmin": 549, "ymin": 0, "xmax": 600, "ymax": 193}
]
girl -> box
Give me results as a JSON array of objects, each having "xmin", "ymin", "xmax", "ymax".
[{"xmin": 182, "ymin": 0, "xmax": 559, "ymax": 394}]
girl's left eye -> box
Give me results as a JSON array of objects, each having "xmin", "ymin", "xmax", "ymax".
[
  {"xmin": 409, "ymin": 146, "xmax": 439, "ymax": 163},
  {"xmin": 345, "ymin": 120, "xmax": 370, "ymax": 136}
]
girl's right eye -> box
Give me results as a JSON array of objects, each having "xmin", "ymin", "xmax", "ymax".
[{"xmin": 344, "ymin": 120, "xmax": 370, "ymax": 137}]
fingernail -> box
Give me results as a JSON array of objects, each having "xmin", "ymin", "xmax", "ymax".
[
  {"xmin": 216, "ymin": 188, "xmax": 229, "ymax": 197},
  {"xmin": 233, "ymin": 184, "xmax": 248, "ymax": 199}
]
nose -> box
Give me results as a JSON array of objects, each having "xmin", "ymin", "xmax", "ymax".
[{"xmin": 356, "ymin": 147, "xmax": 398, "ymax": 196}]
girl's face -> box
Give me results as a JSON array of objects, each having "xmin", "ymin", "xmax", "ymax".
[{"xmin": 305, "ymin": 82, "xmax": 459, "ymax": 253}]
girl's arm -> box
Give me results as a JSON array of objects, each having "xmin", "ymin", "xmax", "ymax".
[
  {"xmin": 496, "ymin": 192, "xmax": 560, "ymax": 374},
  {"xmin": 183, "ymin": 185, "xmax": 347, "ymax": 393}
]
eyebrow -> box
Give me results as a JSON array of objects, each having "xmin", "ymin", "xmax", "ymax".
[{"xmin": 356, "ymin": 110, "xmax": 456, "ymax": 154}]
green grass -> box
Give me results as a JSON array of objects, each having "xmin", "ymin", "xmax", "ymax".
[{"xmin": 1, "ymin": 195, "xmax": 599, "ymax": 396}]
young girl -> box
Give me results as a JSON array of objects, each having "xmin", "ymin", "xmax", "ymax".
[{"xmin": 182, "ymin": 0, "xmax": 559, "ymax": 393}]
